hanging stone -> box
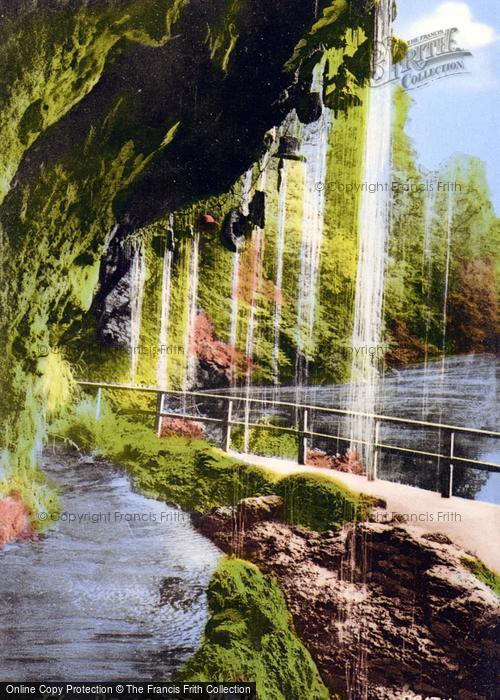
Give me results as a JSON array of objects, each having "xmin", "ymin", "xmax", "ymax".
[
  {"xmin": 220, "ymin": 208, "xmax": 249, "ymax": 252},
  {"xmin": 295, "ymin": 91, "xmax": 323, "ymax": 125},
  {"xmin": 273, "ymin": 136, "xmax": 306, "ymax": 162},
  {"xmin": 197, "ymin": 213, "xmax": 219, "ymax": 233},
  {"xmin": 249, "ymin": 190, "xmax": 266, "ymax": 229}
]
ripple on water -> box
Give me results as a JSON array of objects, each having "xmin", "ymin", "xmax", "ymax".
[{"xmin": 0, "ymin": 449, "xmax": 221, "ymax": 681}]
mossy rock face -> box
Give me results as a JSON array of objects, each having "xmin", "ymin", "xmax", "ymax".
[
  {"xmin": 1, "ymin": 0, "xmax": 375, "ymax": 517},
  {"xmin": 277, "ymin": 472, "xmax": 373, "ymax": 531},
  {"xmin": 50, "ymin": 399, "xmax": 279, "ymax": 513},
  {"xmin": 51, "ymin": 398, "xmax": 374, "ymax": 535},
  {"xmin": 177, "ymin": 558, "xmax": 331, "ymax": 700}
]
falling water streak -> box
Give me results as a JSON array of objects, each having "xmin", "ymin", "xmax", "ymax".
[
  {"xmin": 295, "ymin": 66, "xmax": 331, "ymax": 407},
  {"xmin": 243, "ymin": 166, "xmax": 267, "ymax": 453},
  {"xmin": 337, "ymin": 525, "xmax": 368, "ymax": 700},
  {"xmin": 347, "ymin": 0, "xmax": 393, "ymax": 475},
  {"xmin": 343, "ymin": 5, "xmax": 393, "ymax": 697},
  {"xmin": 421, "ymin": 177, "xmax": 438, "ymax": 418},
  {"xmin": 437, "ymin": 189, "xmax": 454, "ymax": 476},
  {"xmin": 242, "ymin": 231, "xmax": 262, "ymax": 453},
  {"xmin": 229, "ymin": 169, "xmax": 254, "ymax": 387},
  {"xmin": 229, "ymin": 252, "xmax": 240, "ymax": 385},
  {"xmin": 441, "ymin": 189, "xmax": 453, "ymax": 361},
  {"xmin": 183, "ymin": 231, "xmax": 200, "ymax": 393},
  {"xmin": 241, "ymin": 167, "xmax": 253, "ymax": 217},
  {"xmin": 272, "ymin": 159, "xmax": 288, "ymax": 391},
  {"xmin": 104, "ymin": 223, "xmax": 119, "ymax": 250},
  {"xmin": 129, "ymin": 245, "xmax": 146, "ymax": 385},
  {"xmin": 157, "ymin": 235, "xmax": 174, "ymax": 390}
]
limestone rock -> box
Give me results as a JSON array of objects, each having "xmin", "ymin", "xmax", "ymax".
[{"xmin": 199, "ymin": 512, "xmax": 500, "ymax": 699}]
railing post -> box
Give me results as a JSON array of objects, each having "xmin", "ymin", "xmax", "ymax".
[
  {"xmin": 440, "ymin": 430, "xmax": 454, "ymax": 498},
  {"xmin": 298, "ymin": 408, "xmax": 308, "ymax": 465},
  {"xmin": 371, "ymin": 420, "xmax": 380, "ymax": 481},
  {"xmin": 156, "ymin": 392, "xmax": 164, "ymax": 437},
  {"xmin": 224, "ymin": 400, "xmax": 233, "ymax": 453},
  {"xmin": 95, "ymin": 387, "xmax": 102, "ymax": 422}
]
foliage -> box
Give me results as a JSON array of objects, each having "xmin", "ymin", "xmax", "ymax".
[
  {"xmin": 231, "ymin": 419, "xmax": 299, "ymax": 460},
  {"xmin": 447, "ymin": 258, "xmax": 497, "ymax": 353},
  {"xmin": 50, "ymin": 399, "xmax": 279, "ymax": 512},
  {"xmin": 385, "ymin": 87, "xmax": 499, "ymax": 361}
]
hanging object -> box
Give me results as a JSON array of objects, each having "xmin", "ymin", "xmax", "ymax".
[
  {"xmin": 248, "ymin": 190, "xmax": 266, "ymax": 229},
  {"xmin": 273, "ymin": 136, "xmax": 306, "ymax": 162},
  {"xmin": 197, "ymin": 213, "xmax": 219, "ymax": 232},
  {"xmin": 295, "ymin": 90, "xmax": 323, "ymax": 125},
  {"xmin": 220, "ymin": 208, "xmax": 249, "ymax": 253}
]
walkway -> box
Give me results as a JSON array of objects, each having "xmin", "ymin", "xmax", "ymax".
[{"xmin": 229, "ymin": 451, "xmax": 500, "ymax": 572}]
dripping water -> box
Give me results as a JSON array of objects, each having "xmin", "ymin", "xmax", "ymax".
[
  {"xmin": 229, "ymin": 252, "xmax": 240, "ymax": 386},
  {"xmin": 342, "ymin": 3, "xmax": 393, "ymax": 698},
  {"xmin": 346, "ymin": 0, "xmax": 393, "ymax": 476},
  {"xmin": 436, "ymin": 189, "xmax": 454, "ymax": 485},
  {"xmin": 129, "ymin": 244, "xmax": 146, "ymax": 385},
  {"xmin": 272, "ymin": 159, "xmax": 288, "ymax": 392},
  {"xmin": 295, "ymin": 63, "xmax": 330, "ymax": 400},
  {"xmin": 229, "ymin": 169, "xmax": 253, "ymax": 387},
  {"xmin": 421, "ymin": 172, "xmax": 438, "ymax": 419},
  {"xmin": 243, "ymin": 164, "xmax": 267, "ymax": 453},
  {"xmin": 183, "ymin": 230, "xmax": 200, "ymax": 392},
  {"xmin": 157, "ymin": 218, "xmax": 174, "ymax": 390}
]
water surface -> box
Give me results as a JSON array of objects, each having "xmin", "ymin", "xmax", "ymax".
[{"xmin": 0, "ymin": 448, "xmax": 220, "ymax": 680}]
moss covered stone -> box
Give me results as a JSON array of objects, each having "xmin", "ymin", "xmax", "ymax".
[
  {"xmin": 277, "ymin": 471, "xmax": 374, "ymax": 531},
  {"xmin": 3, "ymin": 0, "xmax": 371, "ymax": 522},
  {"xmin": 176, "ymin": 558, "xmax": 331, "ymax": 700}
]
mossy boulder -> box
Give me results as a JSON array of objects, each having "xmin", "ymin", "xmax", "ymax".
[{"xmin": 177, "ymin": 558, "xmax": 331, "ymax": 700}]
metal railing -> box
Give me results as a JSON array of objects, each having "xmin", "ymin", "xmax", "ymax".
[{"xmin": 77, "ymin": 380, "xmax": 500, "ymax": 499}]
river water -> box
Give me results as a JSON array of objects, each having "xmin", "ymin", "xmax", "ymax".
[{"xmin": 0, "ymin": 449, "xmax": 220, "ymax": 680}]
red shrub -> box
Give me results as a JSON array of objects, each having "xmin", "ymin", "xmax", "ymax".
[
  {"xmin": 193, "ymin": 313, "xmax": 247, "ymax": 376},
  {"xmin": 0, "ymin": 494, "xmax": 33, "ymax": 545},
  {"xmin": 159, "ymin": 417, "xmax": 205, "ymax": 439},
  {"xmin": 307, "ymin": 448, "xmax": 366, "ymax": 475}
]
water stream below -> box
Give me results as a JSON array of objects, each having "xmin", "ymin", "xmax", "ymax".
[{"xmin": 0, "ymin": 448, "xmax": 220, "ymax": 680}]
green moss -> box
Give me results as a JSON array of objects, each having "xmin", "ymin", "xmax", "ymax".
[
  {"xmin": 231, "ymin": 420, "xmax": 299, "ymax": 460},
  {"xmin": 50, "ymin": 399, "xmax": 279, "ymax": 512},
  {"xmin": 0, "ymin": 370, "xmax": 65, "ymax": 527},
  {"xmin": 0, "ymin": 1, "xmax": 186, "ymax": 518},
  {"xmin": 277, "ymin": 471, "xmax": 374, "ymax": 531},
  {"xmin": 67, "ymin": 257, "xmax": 101, "ymax": 311},
  {"xmin": 314, "ymin": 56, "xmax": 367, "ymax": 383},
  {"xmin": 392, "ymin": 36, "xmax": 408, "ymax": 65},
  {"xmin": 177, "ymin": 558, "xmax": 331, "ymax": 700},
  {"xmin": 461, "ymin": 556, "xmax": 500, "ymax": 596},
  {"xmin": 205, "ymin": 0, "xmax": 243, "ymax": 73},
  {"xmin": 0, "ymin": 0, "xmax": 185, "ymax": 204}
]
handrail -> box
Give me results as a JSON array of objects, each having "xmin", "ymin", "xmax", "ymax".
[
  {"xmin": 76, "ymin": 380, "xmax": 500, "ymax": 439},
  {"xmin": 77, "ymin": 379, "xmax": 500, "ymax": 498}
]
